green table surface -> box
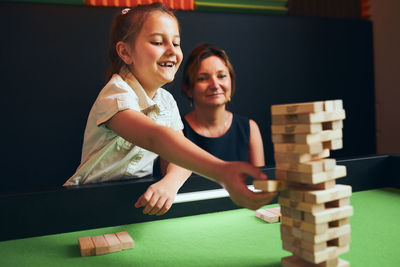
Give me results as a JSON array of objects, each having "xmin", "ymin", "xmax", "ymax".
[{"xmin": 1, "ymin": 188, "xmax": 399, "ymax": 267}]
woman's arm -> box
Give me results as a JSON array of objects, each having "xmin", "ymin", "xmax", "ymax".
[
  {"xmin": 107, "ymin": 109, "xmax": 275, "ymax": 210},
  {"xmin": 248, "ymin": 119, "xmax": 265, "ymax": 167}
]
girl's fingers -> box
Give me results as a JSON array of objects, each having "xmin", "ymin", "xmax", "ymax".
[
  {"xmin": 156, "ymin": 198, "xmax": 173, "ymax": 216},
  {"xmin": 143, "ymin": 194, "xmax": 160, "ymax": 214}
]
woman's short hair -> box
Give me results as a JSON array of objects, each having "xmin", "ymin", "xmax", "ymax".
[{"xmin": 181, "ymin": 43, "xmax": 236, "ymax": 100}]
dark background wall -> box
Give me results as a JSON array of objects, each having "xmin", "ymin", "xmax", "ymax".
[{"xmin": 0, "ymin": 3, "xmax": 375, "ymax": 193}]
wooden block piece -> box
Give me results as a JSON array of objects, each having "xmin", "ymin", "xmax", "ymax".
[
  {"xmin": 323, "ymin": 139, "xmax": 343, "ymax": 150},
  {"xmin": 303, "ymin": 184, "xmax": 352, "ymax": 204},
  {"xmin": 253, "ymin": 180, "xmax": 287, "ymax": 192},
  {"xmin": 91, "ymin": 235, "xmax": 109, "ymax": 255},
  {"xmin": 276, "ymin": 159, "xmax": 336, "ymax": 174},
  {"xmin": 274, "ymin": 149, "xmax": 330, "ymax": 164},
  {"xmin": 276, "ymin": 165, "xmax": 347, "ymax": 185},
  {"xmin": 103, "ymin": 233, "xmax": 122, "ymax": 253},
  {"xmin": 271, "ymin": 123, "xmax": 323, "ymax": 134},
  {"xmin": 272, "ymin": 129, "xmax": 342, "ymax": 145},
  {"xmin": 271, "ymin": 110, "xmax": 346, "ymax": 125},
  {"xmin": 322, "ymin": 120, "xmax": 343, "ymax": 131},
  {"xmin": 281, "ymin": 223, "xmax": 351, "ymax": 244},
  {"xmin": 78, "ymin": 236, "xmax": 95, "ymax": 257},
  {"xmin": 267, "ymin": 207, "xmax": 281, "ymax": 217},
  {"xmin": 279, "ymin": 196, "xmax": 326, "ymax": 213},
  {"xmin": 274, "ymin": 142, "xmax": 324, "ymax": 154},
  {"xmin": 255, "ymin": 209, "xmax": 280, "ymax": 223},
  {"xmin": 304, "ymin": 206, "xmax": 353, "ymax": 224},
  {"xmin": 282, "ymin": 255, "xmax": 349, "ymax": 267},
  {"xmin": 281, "ymin": 216, "xmax": 328, "ymax": 234},
  {"xmin": 115, "ymin": 232, "xmax": 134, "ymax": 250},
  {"xmin": 271, "ymin": 101, "xmax": 324, "ymax": 115}
]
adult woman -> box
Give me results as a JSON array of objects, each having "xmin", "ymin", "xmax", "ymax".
[{"xmin": 181, "ymin": 43, "xmax": 265, "ymax": 166}]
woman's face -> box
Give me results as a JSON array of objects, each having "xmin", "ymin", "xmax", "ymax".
[
  {"xmin": 128, "ymin": 12, "xmax": 183, "ymax": 91},
  {"xmin": 190, "ymin": 56, "xmax": 232, "ymax": 108}
]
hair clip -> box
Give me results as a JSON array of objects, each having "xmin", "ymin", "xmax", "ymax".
[{"xmin": 121, "ymin": 8, "xmax": 130, "ymax": 15}]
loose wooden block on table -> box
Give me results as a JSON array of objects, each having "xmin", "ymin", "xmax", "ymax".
[
  {"xmin": 104, "ymin": 233, "xmax": 122, "ymax": 253},
  {"xmin": 78, "ymin": 236, "xmax": 95, "ymax": 257},
  {"xmin": 253, "ymin": 180, "xmax": 287, "ymax": 192},
  {"xmin": 271, "ymin": 110, "xmax": 346, "ymax": 125},
  {"xmin": 91, "ymin": 235, "xmax": 109, "ymax": 255},
  {"xmin": 274, "ymin": 149, "xmax": 330, "ymax": 164},
  {"xmin": 275, "ymin": 165, "xmax": 347, "ymax": 184},
  {"xmin": 116, "ymin": 231, "xmax": 134, "ymax": 249},
  {"xmin": 255, "ymin": 209, "xmax": 280, "ymax": 223},
  {"xmin": 281, "ymin": 255, "xmax": 349, "ymax": 267},
  {"xmin": 276, "ymin": 159, "xmax": 336, "ymax": 174}
]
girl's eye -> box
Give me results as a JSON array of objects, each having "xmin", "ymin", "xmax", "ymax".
[
  {"xmin": 197, "ymin": 77, "xmax": 207, "ymax": 82},
  {"xmin": 151, "ymin": 41, "xmax": 162, "ymax": 46},
  {"xmin": 218, "ymin": 74, "xmax": 227, "ymax": 79},
  {"xmin": 173, "ymin": 43, "xmax": 180, "ymax": 47}
]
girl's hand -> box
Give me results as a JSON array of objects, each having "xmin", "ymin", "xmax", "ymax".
[
  {"xmin": 134, "ymin": 178, "xmax": 181, "ymax": 216},
  {"xmin": 218, "ymin": 161, "xmax": 276, "ymax": 210}
]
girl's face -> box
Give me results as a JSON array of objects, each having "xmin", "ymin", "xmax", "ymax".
[
  {"xmin": 190, "ymin": 56, "xmax": 232, "ymax": 108},
  {"xmin": 129, "ymin": 12, "xmax": 183, "ymax": 91}
]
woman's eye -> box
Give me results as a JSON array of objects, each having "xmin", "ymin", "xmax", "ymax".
[{"xmin": 197, "ymin": 77, "xmax": 207, "ymax": 82}]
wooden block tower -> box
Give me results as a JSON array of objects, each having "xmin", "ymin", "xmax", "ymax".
[{"xmin": 270, "ymin": 100, "xmax": 353, "ymax": 267}]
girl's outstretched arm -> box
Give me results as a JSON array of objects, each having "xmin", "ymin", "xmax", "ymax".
[{"xmin": 107, "ymin": 109, "xmax": 275, "ymax": 210}]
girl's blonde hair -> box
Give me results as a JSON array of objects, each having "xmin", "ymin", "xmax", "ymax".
[{"xmin": 106, "ymin": 3, "xmax": 178, "ymax": 82}]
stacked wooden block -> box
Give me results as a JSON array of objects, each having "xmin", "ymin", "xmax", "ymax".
[
  {"xmin": 271, "ymin": 100, "xmax": 353, "ymax": 267},
  {"xmin": 78, "ymin": 231, "xmax": 134, "ymax": 256}
]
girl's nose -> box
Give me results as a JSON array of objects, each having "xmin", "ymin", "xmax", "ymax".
[{"xmin": 165, "ymin": 42, "xmax": 176, "ymax": 56}]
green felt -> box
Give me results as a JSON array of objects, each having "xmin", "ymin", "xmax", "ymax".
[{"xmin": 0, "ymin": 188, "xmax": 399, "ymax": 266}]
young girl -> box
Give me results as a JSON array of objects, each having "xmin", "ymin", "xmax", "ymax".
[
  {"xmin": 181, "ymin": 43, "xmax": 265, "ymax": 166},
  {"xmin": 64, "ymin": 3, "xmax": 275, "ymax": 215}
]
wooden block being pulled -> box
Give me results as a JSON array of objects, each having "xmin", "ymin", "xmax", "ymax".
[
  {"xmin": 91, "ymin": 235, "xmax": 109, "ymax": 255},
  {"xmin": 78, "ymin": 236, "xmax": 95, "ymax": 257},
  {"xmin": 115, "ymin": 232, "xmax": 134, "ymax": 250},
  {"xmin": 103, "ymin": 233, "xmax": 122, "ymax": 253},
  {"xmin": 253, "ymin": 180, "xmax": 287, "ymax": 192},
  {"xmin": 272, "ymin": 110, "xmax": 346, "ymax": 125},
  {"xmin": 271, "ymin": 101, "xmax": 324, "ymax": 115}
]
